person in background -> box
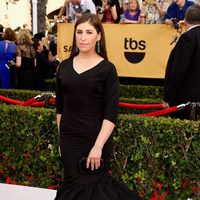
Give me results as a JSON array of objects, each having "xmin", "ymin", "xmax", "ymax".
[
  {"xmin": 0, "ymin": 24, "xmax": 4, "ymax": 41},
  {"xmin": 141, "ymin": 0, "xmax": 170, "ymax": 24},
  {"xmin": 15, "ymin": 29, "xmax": 36, "ymax": 90},
  {"xmin": 162, "ymin": 4, "xmax": 200, "ymax": 120},
  {"xmin": 32, "ymin": 38, "xmax": 59, "ymax": 90},
  {"xmin": 34, "ymin": 32, "xmax": 49, "ymax": 60},
  {"xmin": 121, "ymin": 0, "xmax": 129, "ymax": 12},
  {"xmin": 97, "ymin": 0, "xmax": 118, "ymax": 23},
  {"xmin": 0, "ymin": 28, "xmax": 16, "ymax": 89},
  {"xmin": 164, "ymin": 0, "xmax": 194, "ymax": 26},
  {"xmin": 114, "ymin": 0, "xmax": 122, "ymax": 23},
  {"xmin": 55, "ymin": 13, "xmax": 141, "ymax": 200},
  {"xmin": 120, "ymin": 0, "xmax": 142, "ymax": 23},
  {"xmin": 13, "ymin": 26, "xmax": 21, "ymax": 34},
  {"xmin": 21, "ymin": 23, "xmax": 32, "ymax": 35},
  {"xmin": 67, "ymin": 0, "xmax": 97, "ymax": 23}
]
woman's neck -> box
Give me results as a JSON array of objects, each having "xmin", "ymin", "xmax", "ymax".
[
  {"xmin": 129, "ymin": 9, "xmax": 137, "ymax": 15},
  {"xmin": 77, "ymin": 52, "xmax": 99, "ymax": 60}
]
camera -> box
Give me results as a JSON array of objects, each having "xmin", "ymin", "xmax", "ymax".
[
  {"xmin": 6, "ymin": 59, "xmax": 16, "ymax": 68},
  {"xmin": 73, "ymin": 4, "xmax": 83, "ymax": 13},
  {"xmin": 107, "ymin": 0, "xmax": 115, "ymax": 7},
  {"xmin": 171, "ymin": 18, "xmax": 179, "ymax": 29},
  {"xmin": 97, "ymin": 6, "xmax": 104, "ymax": 14}
]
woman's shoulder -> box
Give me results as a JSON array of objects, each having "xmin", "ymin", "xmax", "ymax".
[
  {"xmin": 101, "ymin": 59, "xmax": 117, "ymax": 74},
  {"xmin": 102, "ymin": 59, "xmax": 116, "ymax": 68},
  {"xmin": 58, "ymin": 58, "xmax": 72, "ymax": 71},
  {"xmin": 60, "ymin": 58, "xmax": 72, "ymax": 66}
]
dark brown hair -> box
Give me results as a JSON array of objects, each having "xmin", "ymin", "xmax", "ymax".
[
  {"xmin": 69, "ymin": 13, "xmax": 108, "ymax": 60},
  {"xmin": 185, "ymin": 4, "xmax": 200, "ymax": 25},
  {"xmin": 3, "ymin": 28, "xmax": 16, "ymax": 42}
]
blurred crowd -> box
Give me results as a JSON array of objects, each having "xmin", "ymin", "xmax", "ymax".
[
  {"xmin": 0, "ymin": 24, "xmax": 59, "ymax": 90},
  {"xmin": 57, "ymin": 0, "xmax": 198, "ymax": 25},
  {"xmin": 1, "ymin": 0, "xmax": 199, "ymax": 90}
]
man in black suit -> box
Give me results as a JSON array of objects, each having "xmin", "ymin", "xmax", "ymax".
[{"xmin": 162, "ymin": 4, "xmax": 200, "ymax": 120}]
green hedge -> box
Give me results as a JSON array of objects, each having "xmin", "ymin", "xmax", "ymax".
[
  {"xmin": 0, "ymin": 89, "xmax": 52, "ymax": 101},
  {"xmin": 9, "ymin": 81, "xmax": 164, "ymax": 99},
  {"xmin": 114, "ymin": 115, "xmax": 200, "ymax": 200},
  {"xmin": 0, "ymin": 89, "xmax": 162, "ymax": 115},
  {"xmin": 119, "ymin": 84, "xmax": 164, "ymax": 99},
  {"xmin": 0, "ymin": 104, "xmax": 200, "ymax": 199},
  {"xmin": 43, "ymin": 79, "xmax": 164, "ymax": 99},
  {"xmin": 0, "ymin": 104, "xmax": 61, "ymax": 188}
]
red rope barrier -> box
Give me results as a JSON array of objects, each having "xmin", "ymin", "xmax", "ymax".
[
  {"xmin": 22, "ymin": 98, "xmax": 36, "ymax": 106},
  {"xmin": 0, "ymin": 95, "xmax": 186, "ymax": 117},
  {"xmin": 30, "ymin": 99, "xmax": 56, "ymax": 107},
  {"xmin": 139, "ymin": 106, "xmax": 178, "ymax": 116},
  {"xmin": 0, "ymin": 95, "xmax": 24, "ymax": 105},
  {"xmin": 119, "ymin": 101, "xmax": 163, "ymax": 109},
  {"xmin": 0, "ymin": 95, "xmax": 55, "ymax": 107}
]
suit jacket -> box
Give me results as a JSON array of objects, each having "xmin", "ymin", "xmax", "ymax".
[{"xmin": 164, "ymin": 25, "xmax": 200, "ymax": 107}]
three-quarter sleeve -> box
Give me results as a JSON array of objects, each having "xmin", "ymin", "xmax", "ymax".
[
  {"xmin": 56, "ymin": 63, "xmax": 64, "ymax": 114},
  {"xmin": 103, "ymin": 63, "xmax": 119, "ymax": 124}
]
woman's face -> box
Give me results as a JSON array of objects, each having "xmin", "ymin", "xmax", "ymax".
[
  {"xmin": 75, "ymin": 21, "xmax": 101, "ymax": 54},
  {"xmin": 129, "ymin": 0, "xmax": 138, "ymax": 11}
]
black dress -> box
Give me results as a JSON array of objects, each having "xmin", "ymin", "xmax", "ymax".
[{"xmin": 55, "ymin": 58, "xmax": 141, "ymax": 200}]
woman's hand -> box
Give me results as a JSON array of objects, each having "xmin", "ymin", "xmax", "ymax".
[
  {"xmin": 161, "ymin": 100, "xmax": 169, "ymax": 108},
  {"xmin": 87, "ymin": 145, "xmax": 102, "ymax": 171}
]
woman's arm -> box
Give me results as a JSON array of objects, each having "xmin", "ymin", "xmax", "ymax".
[
  {"xmin": 124, "ymin": 18, "xmax": 140, "ymax": 24},
  {"xmin": 56, "ymin": 114, "xmax": 62, "ymax": 131},
  {"xmin": 87, "ymin": 119, "xmax": 115, "ymax": 170},
  {"xmin": 15, "ymin": 56, "xmax": 21, "ymax": 67},
  {"xmin": 87, "ymin": 63, "xmax": 119, "ymax": 171},
  {"xmin": 58, "ymin": 0, "xmax": 70, "ymax": 18},
  {"xmin": 110, "ymin": 5, "xmax": 118, "ymax": 21}
]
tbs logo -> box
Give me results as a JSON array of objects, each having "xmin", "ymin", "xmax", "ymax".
[{"xmin": 124, "ymin": 38, "xmax": 146, "ymax": 64}]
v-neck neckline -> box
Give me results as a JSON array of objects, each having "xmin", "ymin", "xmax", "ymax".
[{"xmin": 72, "ymin": 59, "xmax": 104, "ymax": 75}]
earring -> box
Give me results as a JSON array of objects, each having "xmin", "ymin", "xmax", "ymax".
[{"xmin": 97, "ymin": 41, "xmax": 100, "ymax": 54}]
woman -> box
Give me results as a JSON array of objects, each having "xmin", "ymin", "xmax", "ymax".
[
  {"xmin": 55, "ymin": 13, "xmax": 141, "ymax": 200},
  {"xmin": 15, "ymin": 29, "xmax": 36, "ymax": 90},
  {"xmin": 97, "ymin": 0, "xmax": 118, "ymax": 23},
  {"xmin": 121, "ymin": 0, "xmax": 142, "ymax": 24},
  {"xmin": 0, "ymin": 28, "xmax": 16, "ymax": 89}
]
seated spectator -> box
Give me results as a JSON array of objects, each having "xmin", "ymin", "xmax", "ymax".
[
  {"xmin": 97, "ymin": 0, "xmax": 118, "ymax": 23},
  {"xmin": 0, "ymin": 28, "xmax": 16, "ymax": 89},
  {"xmin": 0, "ymin": 24, "xmax": 4, "ymax": 41},
  {"xmin": 142, "ymin": 0, "xmax": 170, "ymax": 24},
  {"xmin": 164, "ymin": 0, "xmax": 194, "ymax": 26},
  {"xmin": 120, "ymin": 0, "xmax": 142, "ymax": 24}
]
